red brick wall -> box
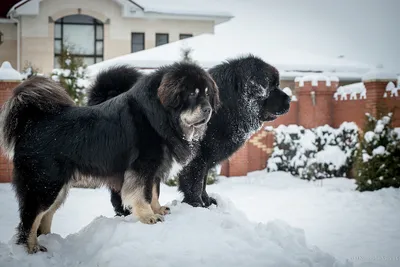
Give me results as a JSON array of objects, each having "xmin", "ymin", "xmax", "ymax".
[
  {"xmin": 0, "ymin": 81, "xmax": 18, "ymax": 183},
  {"xmin": 222, "ymin": 78, "xmax": 400, "ymax": 177},
  {"xmin": 333, "ymin": 99, "xmax": 367, "ymax": 128}
]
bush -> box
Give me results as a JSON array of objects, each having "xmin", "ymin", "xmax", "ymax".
[
  {"xmin": 51, "ymin": 45, "xmax": 89, "ymax": 106},
  {"xmin": 267, "ymin": 123, "xmax": 359, "ymax": 180},
  {"xmin": 355, "ymin": 113, "xmax": 400, "ymax": 191},
  {"xmin": 165, "ymin": 166, "xmax": 219, "ymax": 187}
]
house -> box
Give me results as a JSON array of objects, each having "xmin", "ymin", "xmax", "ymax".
[
  {"xmin": 0, "ymin": 0, "xmax": 233, "ymax": 74},
  {"xmin": 88, "ymin": 32, "xmax": 374, "ymax": 91}
]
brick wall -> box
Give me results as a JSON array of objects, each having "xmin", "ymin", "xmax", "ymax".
[
  {"xmin": 221, "ymin": 74, "xmax": 400, "ymax": 177},
  {"xmin": 0, "ymin": 81, "xmax": 19, "ymax": 183}
]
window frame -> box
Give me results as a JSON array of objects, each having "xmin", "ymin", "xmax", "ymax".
[
  {"xmin": 155, "ymin": 33, "xmax": 169, "ymax": 47},
  {"xmin": 179, "ymin": 33, "xmax": 193, "ymax": 40},
  {"xmin": 54, "ymin": 15, "xmax": 104, "ymax": 67},
  {"xmin": 131, "ymin": 32, "xmax": 145, "ymax": 53}
]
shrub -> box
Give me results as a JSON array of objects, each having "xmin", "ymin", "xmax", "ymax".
[
  {"xmin": 51, "ymin": 45, "xmax": 89, "ymax": 105},
  {"xmin": 165, "ymin": 166, "xmax": 219, "ymax": 187},
  {"xmin": 267, "ymin": 122, "xmax": 359, "ymax": 180},
  {"xmin": 355, "ymin": 113, "xmax": 400, "ymax": 191}
]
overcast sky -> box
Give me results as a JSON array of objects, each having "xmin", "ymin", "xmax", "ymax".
[{"xmin": 213, "ymin": 0, "xmax": 400, "ymax": 73}]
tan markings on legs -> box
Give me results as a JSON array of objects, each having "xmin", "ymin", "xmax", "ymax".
[
  {"xmin": 27, "ymin": 212, "xmax": 47, "ymax": 254},
  {"xmin": 39, "ymin": 185, "xmax": 69, "ymax": 235},
  {"xmin": 151, "ymin": 182, "xmax": 170, "ymax": 215},
  {"xmin": 121, "ymin": 171, "xmax": 164, "ymax": 224}
]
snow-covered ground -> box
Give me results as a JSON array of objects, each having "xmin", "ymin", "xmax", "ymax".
[{"xmin": 0, "ymin": 171, "xmax": 399, "ymax": 267}]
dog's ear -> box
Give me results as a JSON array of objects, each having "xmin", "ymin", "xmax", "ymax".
[
  {"xmin": 205, "ymin": 72, "xmax": 221, "ymax": 112},
  {"xmin": 157, "ymin": 74, "xmax": 182, "ymax": 109}
]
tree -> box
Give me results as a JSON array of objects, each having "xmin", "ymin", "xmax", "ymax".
[{"xmin": 51, "ymin": 45, "xmax": 89, "ymax": 106}]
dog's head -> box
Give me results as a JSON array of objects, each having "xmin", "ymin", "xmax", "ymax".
[
  {"xmin": 157, "ymin": 62, "xmax": 220, "ymax": 141},
  {"xmin": 240, "ymin": 55, "xmax": 291, "ymax": 121}
]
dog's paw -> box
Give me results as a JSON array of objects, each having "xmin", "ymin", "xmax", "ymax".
[
  {"xmin": 182, "ymin": 197, "xmax": 204, "ymax": 208},
  {"xmin": 28, "ymin": 243, "xmax": 47, "ymax": 254},
  {"xmin": 203, "ymin": 196, "xmax": 217, "ymax": 207},
  {"xmin": 139, "ymin": 214, "xmax": 164, "ymax": 224},
  {"xmin": 155, "ymin": 206, "xmax": 171, "ymax": 215}
]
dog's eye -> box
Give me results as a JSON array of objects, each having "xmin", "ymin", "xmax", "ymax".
[
  {"xmin": 190, "ymin": 89, "xmax": 200, "ymax": 97},
  {"xmin": 205, "ymin": 87, "xmax": 209, "ymax": 96}
]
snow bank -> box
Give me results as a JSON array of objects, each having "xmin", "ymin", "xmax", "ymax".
[
  {"xmin": 0, "ymin": 198, "xmax": 349, "ymax": 267},
  {"xmin": 0, "ymin": 61, "xmax": 22, "ymax": 81}
]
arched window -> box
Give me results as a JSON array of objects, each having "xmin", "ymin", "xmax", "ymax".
[{"xmin": 54, "ymin": 14, "xmax": 103, "ymax": 67}]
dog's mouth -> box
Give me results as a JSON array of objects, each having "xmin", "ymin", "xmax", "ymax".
[
  {"xmin": 263, "ymin": 113, "xmax": 278, "ymax": 122},
  {"xmin": 193, "ymin": 119, "xmax": 207, "ymax": 127}
]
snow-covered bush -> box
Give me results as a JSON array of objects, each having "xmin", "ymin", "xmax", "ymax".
[
  {"xmin": 21, "ymin": 61, "xmax": 42, "ymax": 80},
  {"xmin": 267, "ymin": 123, "xmax": 359, "ymax": 180},
  {"xmin": 51, "ymin": 45, "xmax": 90, "ymax": 105},
  {"xmin": 355, "ymin": 113, "xmax": 400, "ymax": 191},
  {"xmin": 165, "ymin": 166, "xmax": 219, "ymax": 187}
]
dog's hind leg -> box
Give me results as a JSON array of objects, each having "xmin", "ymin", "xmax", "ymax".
[
  {"xmin": 151, "ymin": 179, "xmax": 170, "ymax": 215},
  {"xmin": 38, "ymin": 185, "xmax": 69, "ymax": 236},
  {"xmin": 121, "ymin": 170, "xmax": 164, "ymax": 224}
]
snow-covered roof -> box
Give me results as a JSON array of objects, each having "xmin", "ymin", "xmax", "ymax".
[
  {"xmin": 362, "ymin": 69, "xmax": 398, "ymax": 82},
  {"xmin": 0, "ymin": 61, "xmax": 22, "ymax": 81},
  {"xmin": 88, "ymin": 33, "xmax": 372, "ymax": 80},
  {"xmin": 8, "ymin": 0, "xmax": 232, "ymax": 24}
]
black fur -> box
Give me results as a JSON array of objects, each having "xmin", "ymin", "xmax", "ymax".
[
  {"xmin": 88, "ymin": 55, "xmax": 291, "ymax": 210},
  {"xmin": 0, "ymin": 61, "xmax": 219, "ymax": 253}
]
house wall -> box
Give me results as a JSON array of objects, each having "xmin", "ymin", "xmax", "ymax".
[
  {"xmin": 13, "ymin": 0, "xmax": 214, "ymax": 74},
  {"xmin": 0, "ymin": 23, "xmax": 18, "ymax": 70}
]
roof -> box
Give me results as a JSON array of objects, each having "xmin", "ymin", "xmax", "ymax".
[
  {"xmin": 0, "ymin": 0, "xmax": 19, "ymax": 18},
  {"xmin": 4, "ymin": 0, "xmax": 232, "ymax": 24},
  {"xmin": 87, "ymin": 33, "xmax": 373, "ymax": 80}
]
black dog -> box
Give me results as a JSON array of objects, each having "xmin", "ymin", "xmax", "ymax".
[
  {"xmin": 88, "ymin": 55, "xmax": 290, "ymax": 213},
  {"xmin": 0, "ymin": 62, "xmax": 219, "ymax": 253}
]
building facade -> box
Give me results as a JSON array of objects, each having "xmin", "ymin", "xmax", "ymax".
[{"xmin": 0, "ymin": 0, "xmax": 232, "ymax": 74}]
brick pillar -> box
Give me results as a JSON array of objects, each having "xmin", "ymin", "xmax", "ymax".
[
  {"xmin": 363, "ymin": 70, "xmax": 397, "ymax": 117},
  {"xmin": 222, "ymin": 143, "xmax": 249, "ymax": 177},
  {"xmin": 0, "ymin": 61, "xmax": 22, "ymax": 183},
  {"xmin": 297, "ymin": 76, "xmax": 338, "ymax": 128}
]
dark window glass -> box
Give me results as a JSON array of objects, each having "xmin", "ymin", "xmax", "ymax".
[
  {"xmin": 131, "ymin": 32, "xmax": 145, "ymax": 52},
  {"xmin": 179, "ymin": 34, "xmax": 193, "ymax": 40},
  {"xmin": 156, "ymin": 33, "xmax": 169, "ymax": 46}
]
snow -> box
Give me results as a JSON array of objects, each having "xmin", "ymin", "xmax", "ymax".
[
  {"xmin": 87, "ymin": 32, "xmax": 372, "ymax": 79},
  {"xmin": 315, "ymin": 145, "xmax": 346, "ymax": 168},
  {"xmin": 0, "ymin": 61, "xmax": 22, "ymax": 81},
  {"xmin": 362, "ymin": 70, "xmax": 398, "ymax": 82},
  {"xmin": 364, "ymin": 131, "xmax": 375, "ymax": 143},
  {"xmin": 297, "ymin": 75, "xmax": 338, "ymax": 87},
  {"xmin": 1, "ymin": 171, "xmax": 400, "ymax": 267},
  {"xmin": 334, "ymin": 83, "xmax": 367, "ymax": 101},
  {"xmin": 372, "ymin": 146, "xmax": 386, "ymax": 156}
]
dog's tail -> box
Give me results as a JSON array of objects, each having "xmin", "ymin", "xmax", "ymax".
[
  {"xmin": 0, "ymin": 76, "xmax": 74, "ymax": 159},
  {"xmin": 87, "ymin": 65, "xmax": 142, "ymax": 106}
]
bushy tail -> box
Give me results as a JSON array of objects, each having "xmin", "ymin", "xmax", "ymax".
[
  {"xmin": 87, "ymin": 65, "xmax": 142, "ymax": 106},
  {"xmin": 0, "ymin": 76, "xmax": 74, "ymax": 159}
]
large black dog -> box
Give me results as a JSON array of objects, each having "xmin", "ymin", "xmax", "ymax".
[
  {"xmin": 88, "ymin": 55, "xmax": 290, "ymax": 214},
  {"xmin": 0, "ymin": 62, "xmax": 219, "ymax": 253}
]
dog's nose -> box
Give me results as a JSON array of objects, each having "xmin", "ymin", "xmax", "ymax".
[{"xmin": 202, "ymin": 106, "xmax": 211, "ymax": 114}]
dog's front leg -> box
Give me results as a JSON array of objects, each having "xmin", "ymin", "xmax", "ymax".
[{"xmin": 121, "ymin": 170, "xmax": 164, "ymax": 224}]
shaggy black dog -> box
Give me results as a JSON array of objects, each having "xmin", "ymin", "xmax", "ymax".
[
  {"xmin": 88, "ymin": 55, "xmax": 291, "ymax": 214},
  {"xmin": 0, "ymin": 62, "xmax": 219, "ymax": 253}
]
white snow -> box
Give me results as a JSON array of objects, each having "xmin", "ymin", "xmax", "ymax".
[
  {"xmin": 364, "ymin": 131, "xmax": 375, "ymax": 143},
  {"xmin": 315, "ymin": 145, "xmax": 347, "ymax": 168},
  {"xmin": 362, "ymin": 70, "xmax": 398, "ymax": 82},
  {"xmin": 282, "ymin": 87, "xmax": 293, "ymax": 96},
  {"xmin": 372, "ymin": 146, "xmax": 386, "ymax": 156},
  {"xmin": 0, "ymin": 61, "xmax": 22, "ymax": 81},
  {"xmin": 297, "ymin": 75, "xmax": 338, "ymax": 87},
  {"xmin": 1, "ymin": 171, "xmax": 399, "ymax": 267},
  {"xmin": 334, "ymin": 82, "xmax": 367, "ymax": 101}
]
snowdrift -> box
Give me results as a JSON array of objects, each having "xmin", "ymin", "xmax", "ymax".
[{"xmin": 0, "ymin": 197, "xmax": 351, "ymax": 267}]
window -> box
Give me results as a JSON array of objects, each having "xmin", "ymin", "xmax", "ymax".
[
  {"xmin": 131, "ymin": 32, "xmax": 145, "ymax": 53},
  {"xmin": 155, "ymin": 33, "xmax": 169, "ymax": 46},
  {"xmin": 179, "ymin": 34, "xmax": 193, "ymax": 40},
  {"xmin": 54, "ymin": 14, "xmax": 103, "ymax": 67}
]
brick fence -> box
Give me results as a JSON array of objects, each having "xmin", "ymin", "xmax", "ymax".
[
  {"xmin": 0, "ymin": 62, "xmax": 21, "ymax": 182},
  {"xmin": 221, "ymin": 72, "xmax": 400, "ymax": 177}
]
